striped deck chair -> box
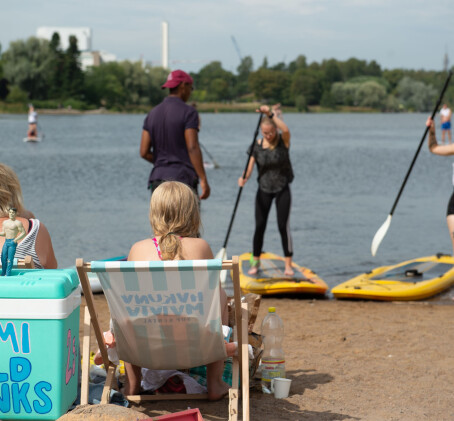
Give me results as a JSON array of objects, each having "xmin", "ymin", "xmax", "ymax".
[{"xmin": 76, "ymin": 256, "xmax": 249, "ymax": 421}]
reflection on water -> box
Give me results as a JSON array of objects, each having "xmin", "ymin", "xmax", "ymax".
[{"xmin": 1, "ymin": 112, "xmax": 453, "ymax": 302}]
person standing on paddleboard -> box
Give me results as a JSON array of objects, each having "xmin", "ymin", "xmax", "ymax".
[
  {"xmin": 238, "ymin": 105, "xmax": 294, "ymax": 276},
  {"xmin": 140, "ymin": 70, "xmax": 210, "ymax": 200},
  {"xmin": 427, "ymin": 116, "xmax": 454, "ymax": 254},
  {"xmin": 27, "ymin": 104, "xmax": 38, "ymax": 139}
]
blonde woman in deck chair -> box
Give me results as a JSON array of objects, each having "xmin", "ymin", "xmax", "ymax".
[{"xmin": 124, "ymin": 181, "xmax": 236, "ymax": 400}]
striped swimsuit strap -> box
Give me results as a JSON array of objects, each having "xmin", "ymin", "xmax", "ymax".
[
  {"xmin": 152, "ymin": 237, "xmax": 162, "ymax": 260},
  {"xmin": 152, "ymin": 235, "xmax": 184, "ymax": 261},
  {"xmin": 15, "ymin": 219, "xmax": 43, "ymax": 269}
]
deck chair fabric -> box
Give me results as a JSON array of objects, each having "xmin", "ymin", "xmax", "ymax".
[
  {"xmin": 90, "ymin": 259, "xmax": 227, "ymax": 369},
  {"xmin": 77, "ymin": 256, "xmax": 249, "ymax": 421}
]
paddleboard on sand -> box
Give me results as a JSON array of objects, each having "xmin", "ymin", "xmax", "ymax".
[
  {"xmin": 235, "ymin": 251, "xmax": 328, "ymax": 296},
  {"xmin": 23, "ymin": 137, "xmax": 42, "ymax": 142},
  {"xmin": 331, "ymin": 254, "xmax": 454, "ymax": 301}
]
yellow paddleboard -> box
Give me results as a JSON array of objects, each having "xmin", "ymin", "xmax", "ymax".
[
  {"xmin": 236, "ymin": 252, "xmax": 328, "ymax": 296},
  {"xmin": 332, "ymin": 254, "xmax": 454, "ymax": 301}
]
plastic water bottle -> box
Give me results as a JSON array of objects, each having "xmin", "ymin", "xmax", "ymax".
[{"xmin": 260, "ymin": 307, "xmax": 285, "ymax": 393}]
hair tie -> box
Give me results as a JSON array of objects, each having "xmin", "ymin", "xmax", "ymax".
[{"xmin": 162, "ymin": 232, "xmax": 177, "ymax": 239}]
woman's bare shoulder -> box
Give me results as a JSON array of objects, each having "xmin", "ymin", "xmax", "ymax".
[
  {"xmin": 128, "ymin": 238, "xmax": 156, "ymax": 261},
  {"xmin": 132, "ymin": 238, "xmax": 154, "ymax": 247},
  {"xmin": 19, "ymin": 209, "xmax": 35, "ymax": 219},
  {"xmin": 181, "ymin": 237, "xmax": 214, "ymax": 259}
]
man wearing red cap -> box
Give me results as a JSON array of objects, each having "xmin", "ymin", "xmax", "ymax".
[{"xmin": 140, "ymin": 69, "xmax": 210, "ymax": 199}]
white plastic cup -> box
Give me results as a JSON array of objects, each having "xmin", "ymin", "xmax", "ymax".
[{"xmin": 271, "ymin": 377, "xmax": 292, "ymax": 399}]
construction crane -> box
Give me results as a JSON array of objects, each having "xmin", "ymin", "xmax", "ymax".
[
  {"xmin": 231, "ymin": 36, "xmax": 243, "ymax": 62},
  {"xmin": 443, "ymin": 45, "xmax": 449, "ymax": 72}
]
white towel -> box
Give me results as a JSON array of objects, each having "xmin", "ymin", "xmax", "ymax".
[{"xmin": 141, "ymin": 368, "xmax": 207, "ymax": 394}]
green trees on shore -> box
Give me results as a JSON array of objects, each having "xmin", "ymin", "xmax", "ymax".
[{"xmin": 0, "ymin": 35, "xmax": 453, "ymax": 112}]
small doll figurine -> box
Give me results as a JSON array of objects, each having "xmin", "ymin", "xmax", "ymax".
[{"xmin": 1, "ymin": 207, "xmax": 26, "ymax": 276}]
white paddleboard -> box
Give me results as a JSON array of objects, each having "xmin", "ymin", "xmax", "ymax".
[
  {"xmin": 87, "ymin": 272, "xmax": 103, "ymax": 293},
  {"xmin": 23, "ymin": 137, "xmax": 42, "ymax": 143}
]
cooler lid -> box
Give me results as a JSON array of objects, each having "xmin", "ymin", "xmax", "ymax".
[{"xmin": 0, "ymin": 269, "xmax": 80, "ymax": 299}]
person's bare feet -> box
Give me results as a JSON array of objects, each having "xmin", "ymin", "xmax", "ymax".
[
  {"xmin": 248, "ymin": 256, "xmax": 260, "ymax": 275},
  {"xmin": 122, "ymin": 380, "xmax": 141, "ymax": 396},
  {"xmin": 208, "ymin": 379, "xmax": 230, "ymax": 401},
  {"xmin": 284, "ymin": 267, "xmax": 294, "ymax": 276},
  {"xmin": 284, "ymin": 257, "xmax": 294, "ymax": 276},
  {"xmin": 248, "ymin": 266, "xmax": 259, "ymax": 275}
]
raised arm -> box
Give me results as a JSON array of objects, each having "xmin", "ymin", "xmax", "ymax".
[{"xmin": 257, "ymin": 105, "xmax": 290, "ymax": 147}]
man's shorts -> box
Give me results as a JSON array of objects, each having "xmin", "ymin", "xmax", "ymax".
[{"xmin": 442, "ymin": 121, "xmax": 451, "ymax": 130}]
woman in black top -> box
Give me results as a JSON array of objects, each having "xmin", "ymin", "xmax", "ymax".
[{"xmin": 238, "ymin": 105, "xmax": 294, "ymax": 275}]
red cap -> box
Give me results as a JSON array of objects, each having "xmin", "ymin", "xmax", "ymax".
[{"xmin": 161, "ymin": 70, "xmax": 194, "ymax": 89}]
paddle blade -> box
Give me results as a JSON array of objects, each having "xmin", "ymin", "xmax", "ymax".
[
  {"xmin": 371, "ymin": 214, "xmax": 392, "ymax": 256},
  {"xmin": 215, "ymin": 247, "xmax": 228, "ymax": 284}
]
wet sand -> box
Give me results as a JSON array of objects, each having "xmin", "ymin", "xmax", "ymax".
[{"xmin": 79, "ymin": 295, "xmax": 454, "ymax": 420}]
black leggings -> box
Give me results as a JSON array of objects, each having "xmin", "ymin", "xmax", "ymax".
[
  {"xmin": 253, "ymin": 185, "xmax": 293, "ymax": 257},
  {"xmin": 447, "ymin": 191, "xmax": 454, "ymax": 216}
]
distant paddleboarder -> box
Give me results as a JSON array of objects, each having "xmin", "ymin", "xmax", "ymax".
[{"xmin": 27, "ymin": 104, "xmax": 38, "ymax": 139}]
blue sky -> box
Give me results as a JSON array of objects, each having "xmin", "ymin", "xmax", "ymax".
[{"xmin": 1, "ymin": 0, "xmax": 453, "ymax": 74}]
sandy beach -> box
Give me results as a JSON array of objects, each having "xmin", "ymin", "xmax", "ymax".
[{"xmin": 78, "ymin": 294, "xmax": 454, "ymax": 421}]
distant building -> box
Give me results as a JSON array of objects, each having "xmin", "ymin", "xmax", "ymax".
[
  {"xmin": 37, "ymin": 26, "xmax": 92, "ymax": 51},
  {"xmin": 80, "ymin": 51, "xmax": 101, "ymax": 69},
  {"xmin": 80, "ymin": 50, "xmax": 117, "ymax": 71},
  {"xmin": 37, "ymin": 26, "xmax": 117, "ymax": 70}
]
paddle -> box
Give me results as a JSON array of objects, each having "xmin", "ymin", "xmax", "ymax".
[
  {"xmin": 215, "ymin": 113, "xmax": 263, "ymax": 283},
  {"xmin": 371, "ymin": 70, "xmax": 453, "ymax": 256},
  {"xmin": 200, "ymin": 142, "xmax": 220, "ymax": 168},
  {"xmin": 38, "ymin": 122, "xmax": 45, "ymax": 139}
]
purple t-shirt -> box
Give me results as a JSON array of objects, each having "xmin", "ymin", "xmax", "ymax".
[{"xmin": 143, "ymin": 96, "xmax": 199, "ymax": 187}]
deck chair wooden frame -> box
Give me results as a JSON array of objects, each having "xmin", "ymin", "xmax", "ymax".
[
  {"xmin": 18, "ymin": 256, "xmax": 35, "ymax": 269},
  {"xmin": 0, "ymin": 255, "xmax": 35, "ymax": 270},
  {"xmin": 76, "ymin": 256, "xmax": 250, "ymax": 421}
]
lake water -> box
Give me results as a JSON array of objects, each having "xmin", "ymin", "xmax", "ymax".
[{"xmin": 2, "ymin": 112, "xmax": 454, "ymax": 301}]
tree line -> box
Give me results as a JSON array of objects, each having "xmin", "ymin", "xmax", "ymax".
[{"xmin": 0, "ymin": 34, "xmax": 453, "ymax": 112}]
